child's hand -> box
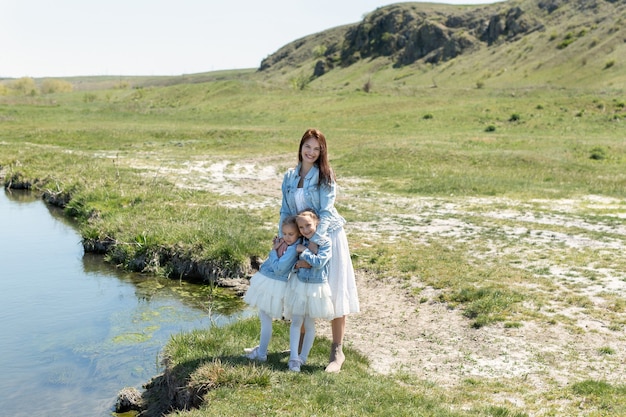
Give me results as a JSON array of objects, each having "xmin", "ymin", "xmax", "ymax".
[
  {"xmin": 274, "ymin": 238, "xmax": 288, "ymax": 257},
  {"xmin": 296, "ymin": 260, "xmax": 312, "ymax": 269},
  {"xmin": 296, "ymin": 243, "xmax": 307, "ymax": 253},
  {"xmin": 308, "ymin": 241, "xmax": 318, "ymax": 254}
]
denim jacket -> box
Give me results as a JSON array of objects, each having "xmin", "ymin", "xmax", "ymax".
[
  {"xmin": 279, "ymin": 164, "xmax": 346, "ymax": 241},
  {"xmin": 293, "ymin": 235, "xmax": 332, "ymax": 284},
  {"xmin": 258, "ymin": 239, "xmax": 301, "ymax": 282}
]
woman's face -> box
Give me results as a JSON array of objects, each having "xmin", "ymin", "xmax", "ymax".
[{"xmin": 300, "ymin": 137, "xmax": 321, "ymax": 165}]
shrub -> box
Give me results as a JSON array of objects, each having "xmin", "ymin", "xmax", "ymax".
[
  {"xmin": 485, "ymin": 124, "xmax": 496, "ymax": 132},
  {"xmin": 589, "ymin": 146, "xmax": 607, "ymax": 160},
  {"xmin": 557, "ymin": 32, "xmax": 576, "ymax": 49},
  {"xmin": 604, "ymin": 60, "xmax": 616, "ymax": 69},
  {"xmin": 509, "ymin": 113, "xmax": 521, "ymax": 122},
  {"xmin": 363, "ymin": 77, "xmax": 372, "ymax": 93},
  {"xmin": 83, "ymin": 93, "xmax": 97, "ymax": 103},
  {"xmin": 290, "ymin": 73, "xmax": 311, "ymax": 91},
  {"xmin": 41, "ymin": 79, "xmax": 73, "ymax": 94},
  {"xmin": 10, "ymin": 77, "xmax": 37, "ymax": 95},
  {"xmin": 312, "ymin": 45, "xmax": 327, "ymax": 58}
]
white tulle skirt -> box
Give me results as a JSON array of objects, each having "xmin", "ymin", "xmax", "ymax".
[
  {"xmin": 283, "ymin": 275, "xmax": 335, "ymax": 320},
  {"xmin": 243, "ymin": 271, "xmax": 288, "ymax": 319},
  {"xmin": 328, "ymin": 227, "xmax": 360, "ymax": 318}
]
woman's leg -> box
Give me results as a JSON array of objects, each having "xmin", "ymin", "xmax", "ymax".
[
  {"xmin": 325, "ymin": 316, "xmax": 346, "ymax": 373},
  {"xmin": 331, "ymin": 315, "xmax": 345, "ymax": 345},
  {"xmin": 325, "ymin": 227, "xmax": 358, "ymax": 372}
]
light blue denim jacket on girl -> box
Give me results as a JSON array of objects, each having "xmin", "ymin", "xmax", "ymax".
[
  {"xmin": 258, "ymin": 239, "xmax": 301, "ymax": 282},
  {"xmin": 279, "ymin": 163, "xmax": 346, "ymax": 241},
  {"xmin": 292, "ymin": 235, "xmax": 332, "ymax": 284}
]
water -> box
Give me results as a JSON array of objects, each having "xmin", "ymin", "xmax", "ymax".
[{"xmin": 0, "ymin": 189, "xmax": 251, "ymax": 416}]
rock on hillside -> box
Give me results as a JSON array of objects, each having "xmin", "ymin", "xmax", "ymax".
[
  {"xmin": 339, "ymin": 3, "xmax": 542, "ymax": 67},
  {"xmin": 258, "ymin": 0, "xmax": 625, "ymax": 81}
]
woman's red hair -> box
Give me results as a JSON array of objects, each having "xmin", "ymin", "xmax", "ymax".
[{"xmin": 298, "ymin": 128, "xmax": 335, "ymax": 186}]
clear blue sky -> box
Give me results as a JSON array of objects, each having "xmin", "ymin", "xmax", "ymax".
[{"xmin": 1, "ymin": 0, "xmax": 500, "ymax": 78}]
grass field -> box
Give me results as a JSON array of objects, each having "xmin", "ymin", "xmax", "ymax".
[{"xmin": 1, "ymin": 71, "xmax": 625, "ymax": 416}]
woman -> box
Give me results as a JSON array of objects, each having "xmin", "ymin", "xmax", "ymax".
[{"xmin": 278, "ymin": 128, "xmax": 360, "ymax": 373}]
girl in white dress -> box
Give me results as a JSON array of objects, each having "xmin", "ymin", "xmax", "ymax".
[
  {"xmin": 283, "ymin": 210, "xmax": 334, "ymax": 372},
  {"xmin": 243, "ymin": 216, "xmax": 301, "ymax": 361}
]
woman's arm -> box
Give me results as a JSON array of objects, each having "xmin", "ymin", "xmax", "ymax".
[
  {"xmin": 278, "ymin": 169, "xmax": 295, "ymax": 237},
  {"xmin": 313, "ymin": 181, "xmax": 336, "ymax": 239}
]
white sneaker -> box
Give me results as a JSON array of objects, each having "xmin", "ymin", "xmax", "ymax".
[
  {"xmin": 288, "ymin": 358, "xmax": 302, "ymax": 372},
  {"xmin": 244, "ymin": 346, "xmax": 267, "ymax": 362}
]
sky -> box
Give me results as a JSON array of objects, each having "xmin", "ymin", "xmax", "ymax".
[{"xmin": 1, "ymin": 0, "xmax": 499, "ymax": 78}]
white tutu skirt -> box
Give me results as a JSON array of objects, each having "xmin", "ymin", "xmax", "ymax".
[
  {"xmin": 328, "ymin": 227, "xmax": 360, "ymax": 318},
  {"xmin": 243, "ymin": 271, "xmax": 288, "ymax": 319},
  {"xmin": 283, "ymin": 275, "xmax": 335, "ymax": 320}
]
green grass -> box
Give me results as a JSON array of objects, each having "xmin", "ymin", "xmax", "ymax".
[
  {"xmin": 2, "ymin": 71, "xmax": 626, "ymax": 416},
  {"xmin": 139, "ymin": 318, "xmax": 626, "ymax": 416},
  {"xmin": 147, "ymin": 318, "xmax": 527, "ymax": 417}
]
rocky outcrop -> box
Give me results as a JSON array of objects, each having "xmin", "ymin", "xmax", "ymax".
[
  {"xmin": 258, "ymin": 25, "xmax": 347, "ymax": 73},
  {"xmin": 339, "ymin": 3, "xmax": 543, "ymax": 66},
  {"xmin": 338, "ymin": 5, "xmax": 483, "ymax": 66},
  {"xmin": 481, "ymin": 6, "xmax": 543, "ymax": 45},
  {"xmin": 259, "ymin": 1, "xmax": 545, "ymax": 75}
]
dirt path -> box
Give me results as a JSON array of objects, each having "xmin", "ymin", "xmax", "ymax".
[{"xmin": 318, "ymin": 272, "xmax": 626, "ymax": 392}]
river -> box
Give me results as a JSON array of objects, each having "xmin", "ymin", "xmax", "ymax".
[{"xmin": 0, "ymin": 189, "xmax": 251, "ymax": 416}]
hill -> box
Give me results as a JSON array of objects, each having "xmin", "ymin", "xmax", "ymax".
[
  {"xmin": 257, "ymin": 0, "xmax": 626, "ymax": 90},
  {"xmin": 4, "ymin": 0, "xmax": 623, "ymax": 93}
]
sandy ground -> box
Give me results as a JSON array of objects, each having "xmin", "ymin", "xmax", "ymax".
[
  {"xmin": 125, "ymin": 155, "xmax": 626, "ymax": 411},
  {"xmin": 319, "ymin": 273, "xmax": 625, "ymax": 387}
]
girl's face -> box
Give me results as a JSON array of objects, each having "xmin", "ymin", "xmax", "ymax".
[
  {"xmin": 300, "ymin": 137, "xmax": 321, "ymax": 166},
  {"xmin": 281, "ymin": 224, "xmax": 300, "ymax": 246},
  {"xmin": 296, "ymin": 215, "xmax": 318, "ymax": 239}
]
